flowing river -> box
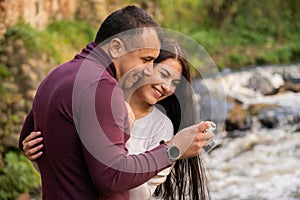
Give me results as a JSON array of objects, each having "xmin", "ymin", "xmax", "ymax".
[
  {"xmin": 202, "ymin": 64, "xmax": 300, "ymax": 200},
  {"xmin": 205, "ymin": 126, "xmax": 300, "ymax": 200}
]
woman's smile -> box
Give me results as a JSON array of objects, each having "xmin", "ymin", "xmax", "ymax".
[{"xmin": 151, "ymin": 85, "xmax": 163, "ymax": 99}]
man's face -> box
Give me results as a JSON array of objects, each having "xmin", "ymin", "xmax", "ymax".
[{"xmin": 114, "ymin": 28, "xmax": 161, "ymax": 89}]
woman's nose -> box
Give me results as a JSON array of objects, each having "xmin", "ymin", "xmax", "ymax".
[{"xmin": 161, "ymin": 82, "xmax": 171, "ymax": 93}]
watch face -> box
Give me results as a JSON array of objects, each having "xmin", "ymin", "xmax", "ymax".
[{"xmin": 170, "ymin": 146, "xmax": 180, "ymax": 158}]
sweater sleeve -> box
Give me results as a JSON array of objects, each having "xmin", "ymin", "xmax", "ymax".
[
  {"xmin": 19, "ymin": 109, "xmax": 34, "ymax": 150},
  {"xmin": 73, "ymin": 76, "xmax": 172, "ymax": 194}
]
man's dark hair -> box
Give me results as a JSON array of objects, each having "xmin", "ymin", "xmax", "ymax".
[{"xmin": 94, "ymin": 5, "xmax": 163, "ymax": 45}]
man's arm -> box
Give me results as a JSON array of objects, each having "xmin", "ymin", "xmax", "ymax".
[{"xmin": 73, "ymin": 76, "xmax": 172, "ymax": 193}]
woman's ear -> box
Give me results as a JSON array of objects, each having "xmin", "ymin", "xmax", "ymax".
[{"xmin": 108, "ymin": 38, "xmax": 125, "ymax": 59}]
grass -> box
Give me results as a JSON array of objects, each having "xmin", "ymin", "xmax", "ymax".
[
  {"xmin": 3, "ymin": 20, "xmax": 96, "ymax": 65},
  {"xmin": 180, "ymin": 26, "xmax": 300, "ymax": 70}
]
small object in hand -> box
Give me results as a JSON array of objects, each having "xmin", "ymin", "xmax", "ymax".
[
  {"xmin": 206, "ymin": 121, "xmax": 216, "ymax": 132},
  {"xmin": 203, "ymin": 121, "xmax": 218, "ymax": 154}
]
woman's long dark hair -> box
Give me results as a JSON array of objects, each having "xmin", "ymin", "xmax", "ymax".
[{"xmin": 154, "ymin": 38, "xmax": 210, "ymax": 200}]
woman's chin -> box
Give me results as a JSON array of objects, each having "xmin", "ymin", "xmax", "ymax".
[{"xmin": 146, "ymin": 98, "xmax": 159, "ymax": 105}]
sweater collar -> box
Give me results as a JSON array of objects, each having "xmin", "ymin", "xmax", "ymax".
[{"xmin": 76, "ymin": 42, "xmax": 116, "ymax": 78}]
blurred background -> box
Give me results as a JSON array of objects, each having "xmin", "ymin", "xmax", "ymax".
[{"xmin": 0, "ymin": 0, "xmax": 299, "ymax": 199}]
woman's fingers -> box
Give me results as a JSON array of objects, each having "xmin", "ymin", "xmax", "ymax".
[
  {"xmin": 29, "ymin": 152, "xmax": 43, "ymax": 161},
  {"xmin": 22, "ymin": 131, "xmax": 44, "ymax": 161},
  {"xmin": 28, "ymin": 137, "xmax": 43, "ymax": 148},
  {"xmin": 23, "ymin": 137, "xmax": 43, "ymax": 151},
  {"xmin": 25, "ymin": 143, "xmax": 44, "ymax": 161},
  {"xmin": 26, "ymin": 143, "xmax": 43, "ymax": 155},
  {"xmin": 22, "ymin": 131, "xmax": 41, "ymax": 147}
]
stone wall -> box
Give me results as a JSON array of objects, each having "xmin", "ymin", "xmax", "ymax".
[
  {"xmin": 0, "ymin": 0, "xmax": 159, "ymax": 39},
  {"xmin": 0, "ymin": 0, "xmax": 77, "ymax": 38}
]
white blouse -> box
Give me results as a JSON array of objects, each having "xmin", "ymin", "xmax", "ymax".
[{"xmin": 126, "ymin": 106, "xmax": 174, "ymax": 200}]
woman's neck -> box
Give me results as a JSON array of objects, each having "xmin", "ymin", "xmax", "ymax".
[{"xmin": 129, "ymin": 98, "xmax": 153, "ymax": 120}]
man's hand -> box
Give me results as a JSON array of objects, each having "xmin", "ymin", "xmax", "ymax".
[
  {"xmin": 169, "ymin": 121, "xmax": 214, "ymax": 159},
  {"xmin": 22, "ymin": 131, "xmax": 44, "ymax": 161}
]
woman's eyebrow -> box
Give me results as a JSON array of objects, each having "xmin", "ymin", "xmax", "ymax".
[{"xmin": 161, "ymin": 67, "xmax": 171, "ymax": 76}]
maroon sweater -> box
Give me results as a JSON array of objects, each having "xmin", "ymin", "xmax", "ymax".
[{"xmin": 19, "ymin": 42, "xmax": 171, "ymax": 200}]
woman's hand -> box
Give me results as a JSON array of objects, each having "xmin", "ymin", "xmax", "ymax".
[{"xmin": 22, "ymin": 131, "xmax": 44, "ymax": 161}]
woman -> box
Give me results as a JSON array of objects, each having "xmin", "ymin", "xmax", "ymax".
[
  {"xmin": 22, "ymin": 38, "xmax": 211, "ymax": 200},
  {"xmin": 152, "ymin": 38, "xmax": 210, "ymax": 200}
]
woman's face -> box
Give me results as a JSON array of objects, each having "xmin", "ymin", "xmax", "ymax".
[{"xmin": 132, "ymin": 58, "xmax": 183, "ymax": 105}]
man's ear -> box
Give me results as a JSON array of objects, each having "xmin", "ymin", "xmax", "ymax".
[{"xmin": 108, "ymin": 38, "xmax": 125, "ymax": 59}]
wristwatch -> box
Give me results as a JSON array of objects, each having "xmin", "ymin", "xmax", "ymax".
[{"xmin": 167, "ymin": 144, "xmax": 181, "ymax": 162}]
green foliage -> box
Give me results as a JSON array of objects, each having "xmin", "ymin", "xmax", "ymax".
[
  {"xmin": 136, "ymin": 0, "xmax": 300, "ymax": 69},
  {"xmin": 256, "ymin": 45, "xmax": 295, "ymax": 65},
  {"xmin": 290, "ymin": 45, "xmax": 300, "ymax": 62},
  {"xmin": 0, "ymin": 64, "xmax": 11, "ymax": 94},
  {"xmin": 47, "ymin": 20, "xmax": 96, "ymax": 49},
  {"xmin": 40, "ymin": 20, "xmax": 96, "ymax": 64},
  {"xmin": 0, "ymin": 151, "xmax": 40, "ymax": 200},
  {"xmin": 3, "ymin": 20, "xmax": 96, "ymax": 65},
  {"xmin": 4, "ymin": 22, "xmax": 39, "ymax": 51},
  {"xmin": 0, "ymin": 65, "xmax": 11, "ymax": 79},
  {"xmin": 188, "ymin": 29, "xmax": 222, "ymax": 52},
  {"xmin": 228, "ymin": 52, "xmax": 247, "ymax": 66},
  {"xmin": 0, "ymin": 65, "xmax": 11, "ymax": 95}
]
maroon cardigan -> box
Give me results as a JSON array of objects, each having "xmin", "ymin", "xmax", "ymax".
[{"xmin": 19, "ymin": 42, "xmax": 171, "ymax": 200}]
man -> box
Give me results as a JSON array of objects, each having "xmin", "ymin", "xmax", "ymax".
[{"xmin": 19, "ymin": 5, "xmax": 213, "ymax": 200}]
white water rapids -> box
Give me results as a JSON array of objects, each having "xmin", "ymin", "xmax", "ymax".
[{"xmin": 205, "ymin": 126, "xmax": 300, "ymax": 200}]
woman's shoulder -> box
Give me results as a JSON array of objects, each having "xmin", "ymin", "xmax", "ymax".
[
  {"xmin": 151, "ymin": 107, "xmax": 171, "ymax": 123},
  {"xmin": 149, "ymin": 107, "xmax": 173, "ymax": 131},
  {"xmin": 145, "ymin": 107, "xmax": 174, "ymax": 146},
  {"xmin": 132, "ymin": 106, "xmax": 173, "ymax": 136}
]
